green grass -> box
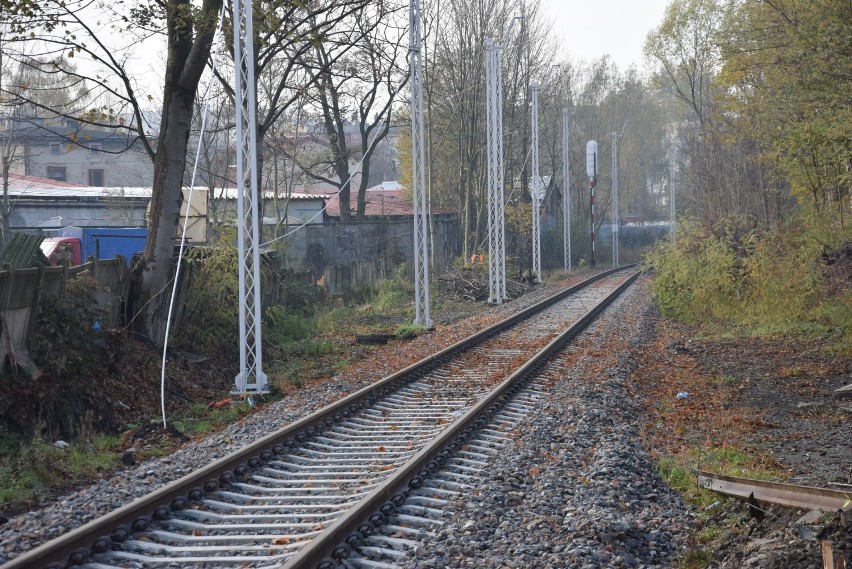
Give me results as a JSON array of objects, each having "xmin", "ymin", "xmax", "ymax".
[
  {"xmin": 658, "ymin": 443, "xmax": 783, "ymax": 511},
  {"xmin": 173, "ymin": 402, "xmax": 253, "ymax": 437},
  {"xmin": 0, "ymin": 432, "xmax": 122, "ymax": 510},
  {"xmin": 394, "ymin": 323, "xmax": 425, "ymax": 340}
]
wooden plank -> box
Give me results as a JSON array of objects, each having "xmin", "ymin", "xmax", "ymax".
[{"xmin": 823, "ymin": 540, "xmax": 834, "ymax": 569}]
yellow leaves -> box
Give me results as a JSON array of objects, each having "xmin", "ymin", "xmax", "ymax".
[
  {"xmin": 530, "ymin": 466, "xmax": 541, "ymax": 477},
  {"xmin": 272, "ymin": 537, "xmax": 290, "ymax": 545},
  {"xmin": 388, "ymin": 424, "xmax": 398, "ymax": 431},
  {"xmin": 376, "ymin": 445, "xmax": 386, "ymax": 452}
]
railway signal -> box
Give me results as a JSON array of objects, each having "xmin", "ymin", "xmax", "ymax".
[{"xmin": 586, "ymin": 140, "xmax": 598, "ymax": 268}]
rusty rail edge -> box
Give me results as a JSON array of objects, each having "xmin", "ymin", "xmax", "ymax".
[
  {"xmin": 281, "ymin": 270, "xmax": 642, "ymax": 569},
  {"xmin": 2, "ymin": 266, "xmax": 635, "ymax": 569},
  {"xmin": 698, "ymin": 471, "xmax": 852, "ymax": 513}
]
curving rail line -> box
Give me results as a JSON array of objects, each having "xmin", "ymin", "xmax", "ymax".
[
  {"xmin": 283, "ymin": 270, "xmax": 640, "ymax": 569},
  {"xmin": 2, "ymin": 267, "xmax": 637, "ymax": 569}
]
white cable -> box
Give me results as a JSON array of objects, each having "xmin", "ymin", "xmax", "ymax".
[{"xmin": 160, "ymin": 4, "xmax": 226, "ymax": 429}]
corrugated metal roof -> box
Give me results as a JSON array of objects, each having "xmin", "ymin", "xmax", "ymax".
[{"xmin": 6, "ymin": 178, "xmax": 324, "ymax": 202}]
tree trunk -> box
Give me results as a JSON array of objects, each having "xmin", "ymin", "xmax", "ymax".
[{"xmin": 128, "ymin": 0, "xmax": 221, "ymax": 347}]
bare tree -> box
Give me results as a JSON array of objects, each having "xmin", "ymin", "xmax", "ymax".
[
  {"xmin": 1, "ymin": 0, "xmax": 223, "ymax": 346},
  {"xmin": 297, "ymin": 1, "xmax": 408, "ymax": 221}
]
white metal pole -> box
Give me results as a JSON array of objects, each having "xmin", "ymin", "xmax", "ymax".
[
  {"xmin": 611, "ymin": 131, "xmax": 619, "ymax": 268},
  {"xmin": 410, "ymin": 0, "xmax": 432, "ymax": 327},
  {"xmin": 562, "ymin": 107, "xmax": 571, "ymax": 271},
  {"xmin": 530, "ymin": 82, "xmax": 541, "ymax": 283},
  {"xmin": 232, "ymin": 0, "xmax": 266, "ymax": 395},
  {"xmin": 670, "ymin": 144, "xmax": 676, "ymax": 244},
  {"xmin": 485, "ymin": 39, "xmax": 499, "ymax": 304},
  {"xmin": 496, "ymin": 45, "xmax": 507, "ymax": 302}
]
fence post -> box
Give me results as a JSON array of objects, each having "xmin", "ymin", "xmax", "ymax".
[
  {"xmin": 27, "ymin": 265, "xmax": 46, "ymax": 342},
  {"xmin": 1, "ymin": 266, "xmax": 16, "ymax": 378},
  {"xmin": 59, "ymin": 262, "xmax": 68, "ymax": 298}
]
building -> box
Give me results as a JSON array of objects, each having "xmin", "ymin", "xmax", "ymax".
[
  {"xmin": 5, "ymin": 175, "xmax": 207, "ymax": 243},
  {"xmin": 7, "ymin": 117, "xmax": 154, "ymax": 188}
]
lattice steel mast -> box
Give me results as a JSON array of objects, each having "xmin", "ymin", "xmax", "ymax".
[
  {"xmin": 409, "ymin": 0, "xmax": 432, "ymax": 327},
  {"xmin": 232, "ymin": 0, "xmax": 267, "ymax": 394},
  {"xmin": 485, "ymin": 39, "xmax": 507, "ymax": 303},
  {"xmin": 530, "ymin": 82, "xmax": 542, "ymax": 283},
  {"xmin": 562, "ymin": 107, "xmax": 571, "ymax": 271},
  {"xmin": 611, "ymin": 131, "xmax": 619, "ymax": 268}
]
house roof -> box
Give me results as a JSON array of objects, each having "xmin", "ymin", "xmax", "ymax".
[
  {"xmin": 7, "ymin": 174, "xmax": 85, "ymax": 191},
  {"xmin": 306, "ymin": 181, "xmax": 457, "ymax": 218},
  {"xmin": 316, "ymin": 181, "xmax": 448, "ymax": 218}
]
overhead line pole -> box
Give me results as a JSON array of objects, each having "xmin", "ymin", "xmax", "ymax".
[
  {"xmin": 611, "ymin": 130, "xmax": 619, "ymax": 268},
  {"xmin": 530, "ymin": 81, "xmax": 541, "ymax": 283},
  {"xmin": 232, "ymin": 0, "xmax": 267, "ymax": 395},
  {"xmin": 409, "ymin": 0, "xmax": 432, "ymax": 327},
  {"xmin": 670, "ymin": 144, "xmax": 676, "ymax": 244},
  {"xmin": 485, "ymin": 38, "xmax": 506, "ymax": 304},
  {"xmin": 562, "ymin": 107, "xmax": 571, "ymax": 271},
  {"xmin": 484, "ymin": 17, "xmax": 520, "ymax": 304}
]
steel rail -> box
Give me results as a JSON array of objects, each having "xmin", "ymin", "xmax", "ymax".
[
  {"xmin": 2, "ymin": 266, "xmax": 634, "ymax": 569},
  {"xmin": 282, "ymin": 270, "xmax": 641, "ymax": 569},
  {"xmin": 698, "ymin": 472, "xmax": 852, "ymax": 513}
]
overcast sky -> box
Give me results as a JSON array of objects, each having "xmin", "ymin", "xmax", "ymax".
[{"xmin": 541, "ymin": 0, "xmax": 671, "ymax": 71}]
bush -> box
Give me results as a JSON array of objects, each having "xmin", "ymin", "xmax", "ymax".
[
  {"xmin": 30, "ymin": 275, "xmax": 107, "ymax": 378},
  {"xmin": 264, "ymin": 305, "xmax": 313, "ymax": 344},
  {"xmin": 645, "ymin": 213, "xmax": 852, "ymax": 346},
  {"xmin": 644, "ymin": 219, "xmax": 742, "ymax": 323},
  {"xmin": 375, "ymin": 264, "xmax": 413, "ymax": 312},
  {"xmin": 176, "ymin": 232, "xmax": 241, "ymax": 355}
]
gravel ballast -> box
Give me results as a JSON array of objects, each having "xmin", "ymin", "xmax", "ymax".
[{"xmin": 410, "ymin": 278, "xmax": 696, "ymax": 568}]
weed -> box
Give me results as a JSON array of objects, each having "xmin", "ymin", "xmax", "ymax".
[
  {"xmin": 0, "ymin": 433, "xmax": 121, "ymax": 509},
  {"xmin": 375, "ymin": 265, "xmax": 414, "ymax": 314},
  {"xmin": 712, "ymin": 375, "xmax": 740, "ymax": 385},
  {"xmin": 173, "ymin": 402, "xmax": 253, "ymax": 437},
  {"xmin": 265, "ymin": 306, "xmax": 313, "ymax": 344},
  {"xmin": 394, "ymin": 323, "xmax": 425, "ymax": 340}
]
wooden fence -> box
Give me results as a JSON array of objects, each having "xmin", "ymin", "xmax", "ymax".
[
  {"xmin": 0, "ymin": 257, "xmax": 130, "ymax": 373},
  {"xmin": 0, "ymin": 250, "xmax": 423, "ymax": 373}
]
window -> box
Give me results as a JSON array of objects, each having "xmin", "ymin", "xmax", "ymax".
[
  {"xmin": 89, "ymin": 143, "xmax": 102, "ymax": 154},
  {"xmin": 50, "ymin": 144, "xmax": 61, "ymax": 155},
  {"xmin": 46, "ymin": 166, "xmax": 66, "ymax": 182},
  {"xmin": 88, "ymin": 169, "xmax": 105, "ymax": 187}
]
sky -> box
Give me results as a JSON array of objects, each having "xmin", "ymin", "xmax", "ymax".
[{"xmin": 541, "ymin": 0, "xmax": 672, "ymax": 71}]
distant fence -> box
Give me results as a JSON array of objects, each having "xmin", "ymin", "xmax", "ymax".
[
  {"xmin": 276, "ymin": 217, "xmax": 461, "ymax": 280},
  {"xmin": 0, "ymin": 216, "xmax": 463, "ymax": 371}
]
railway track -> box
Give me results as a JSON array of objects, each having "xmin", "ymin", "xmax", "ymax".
[{"xmin": 3, "ymin": 267, "xmax": 638, "ymax": 569}]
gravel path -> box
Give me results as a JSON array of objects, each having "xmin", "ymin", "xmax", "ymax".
[
  {"xmin": 0, "ymin": 278, "xmax": 576, "ymax": 564},
  {"xmin": 411, "ymin": 278, "xmax": 696, "ymax": 568}
]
